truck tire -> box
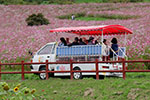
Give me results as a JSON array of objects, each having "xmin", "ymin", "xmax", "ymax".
[
  {"xmin": 73, "ymin": 67, "xmax": 82, "ymax": 79},
  {"xmin": 39, "ymin": 67, "xmax": 47, "ymax": 80}
]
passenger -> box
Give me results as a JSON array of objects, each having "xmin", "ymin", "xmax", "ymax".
[
  {"xmin": 109, "ymin": 38, "xmax": 119, "ymax": 58},
  {"xmin": 79, "ymin": 38, "xmax": 86, "ymax": 45},
  {"xmin": 66, "ymin": 38, "xmax": 70, "ymax": 45},
  {"xmin": 87, "ymin": 37, "xmax": 94, "ymax": 45},
  {"xmin": 82, "ymin": 37, "xmax": 88, "ymax": 44},
  {"xmin": 102, "ymin": 39, "xmax": 109, "ymax": 61},
  {"xmin": 95, "ymin": 40, "xmax": 98, "ymax": 45},
  {"xmin": 95, "ymin": 38, "xmax": 102, "ymax": 45},
  {"xmin": 68, "ymin": 37, "xmax": 79, "ymax": 46},
  {"xmin": 58, "ymin": 37, "xmax": 67, "ymax": 46}
]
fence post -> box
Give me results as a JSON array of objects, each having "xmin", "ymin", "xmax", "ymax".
[
  {"xmin": 96, "ymin": 59, "xmax": 99, "ymax": 80},
  {"xmin": 21, "ymin": 61, "xmax": 25, "ymax": 80},
  {"xmin": 0, "ymin": 61, "xmax": 1, "ymax": 80},
  {"xmin": 46, "ymin": 60, "xmax": 49, "ymax": 80},
  {"xmin": 122, "ymin": 59, "xmax": 126, "ymax": 80},
  {"xmin": 70, "ymin": 59, "xmax": 73, "ymax": 80}
]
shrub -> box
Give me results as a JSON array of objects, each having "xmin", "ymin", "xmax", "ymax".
[
  {"xmin": 26, "ymin": 13, "xmax": 50, "ymax": 26},
  {"xmin": 130, "ymin": 0, "xmax": 144, "ymax": 2},
  {"xmin": 0, "ymin": 0, "xmax": 25, "ymax": 4}
]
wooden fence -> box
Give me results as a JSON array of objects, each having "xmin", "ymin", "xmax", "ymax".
[{"xmin": 0, "ymin": 59, "xmax": 150, "ymax": 80}]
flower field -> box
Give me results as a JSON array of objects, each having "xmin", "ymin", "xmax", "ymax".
[{"xmin": 0, "ymin": 3, "xmax": 150, "ymax": 62}]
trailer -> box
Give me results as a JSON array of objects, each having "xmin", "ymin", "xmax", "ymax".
[{"xmin": 30, "ymin": 25, "xmax": 132, "ymax": 79}]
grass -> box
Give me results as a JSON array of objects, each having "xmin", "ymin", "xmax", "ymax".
[
  {"xmin": 75, "ymin": 0, "xmax": 103, "ymax": 3},
  {"xmin": 1, "ymin": 73, "xmax": 150, "ymax": 99},
  {"xmin": 75, "ymin": 0, "xmax": 150, "ymax": 3},
  {"xmin": 76, "ymin": 16, "xmax": 108, "ymax": 21}
]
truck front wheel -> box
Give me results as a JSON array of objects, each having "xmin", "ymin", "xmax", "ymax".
[
  {"xmin": 39, "ymin": 67, "xmax": 47, "ymax": 80},
  {"xmin": 73, "ymin": 67, "xmax": 82, "ymax": 79}
]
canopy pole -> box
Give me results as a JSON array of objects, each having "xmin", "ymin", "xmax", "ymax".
[
  {"xmin": 56, "ymin": 32, "xmax": 58, "ymax": 42},
  {"xmin": 124, "ymin": 32, "xmax": 126, "ymax": 46},
  {"xmin": 101, "ymin": 29, "xmax": 103, "ymax": 59},
  {"xmin": 101, "ymin": 29, "xmax": 103, "ymax": 43}
]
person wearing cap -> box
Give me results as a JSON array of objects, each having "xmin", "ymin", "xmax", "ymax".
[{"xmin": 87, "ymin": 37, "xmax": 94, "ymax": 45}]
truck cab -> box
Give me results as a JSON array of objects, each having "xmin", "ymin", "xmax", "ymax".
[{"xmin": 31, "ymin": 42, "xmax": 56, "ymax": 73}]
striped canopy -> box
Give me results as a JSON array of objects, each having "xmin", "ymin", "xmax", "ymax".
[{"xmin": 49, "ymin": 25, "xmax": 133, "ymax": 35}]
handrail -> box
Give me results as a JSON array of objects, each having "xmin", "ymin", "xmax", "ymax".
[
  {"xmin": 118, "ymin": 47, "xmax": 128, "ymax": 60},
  {"xmin": 108, "ymin": 46, "xmax": 118, "ymax": 61},
  {"xmin": 108, "ymin": 46, "xmax": 128, "ymax": 61}
]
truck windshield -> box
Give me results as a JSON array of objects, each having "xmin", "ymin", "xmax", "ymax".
[{"xmin": 38, "ymin": 44, "xmax": 53, "ymax": 55}]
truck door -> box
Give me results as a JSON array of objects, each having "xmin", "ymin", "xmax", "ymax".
[{"xmin": 35, "ymin": 43, "xmax": 56, "ymax": 62}]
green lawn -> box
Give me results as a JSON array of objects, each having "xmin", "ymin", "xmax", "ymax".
[
  {"xmin": 75, "ymin": 0, "xmax": 150, "ymax": 3},
  {"xmin": 75, "ymin": 0, "xmax": 103, "ymax": 3},
  {"xmin": 1, "ymin": 73, "xmax": 150, "ymax": 100},
  {"xmin": 76, "ymin": 17, "xmax": 108, "ymax": 21}
]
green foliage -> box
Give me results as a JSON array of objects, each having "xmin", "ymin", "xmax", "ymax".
[
  {"xmin": 75, "ymin": 0, "xmax": 103, "ymax": 3},
  {"xmin": 75, "ymin": 0, "xmax": 145, "ymax": 3},
  {"xmin": 1, "ymin": 0, "xmax": 75, "ymax": 4},
  {"xmin": 130, "ymin": 0, "xmax": 144, "ymax": 2},
  {"xmin": 58, "ymin": 12, "xmax": 86, "ymax": 20},
  {"xmin": 95, "ymin": 14, "xmax": 139, "ymax": 20},
  {"xmin": 51, "ymin": 0, "xmax": 74, "ymax": 4},
  {"xmin": 0, "ymin": 0, "xmax": 25, "ymax": 4},
  {"xmin": 0, "ymin": 0, "xmax": 148, "ymax": 5},
  {"xmin": 76, "ymin": 16, "xmax": 108, "ymax": 21},
  {"xmin": 77, "ymin": 0, "xmax": 144, "ymax": 3},
  {"xmin": 0, "ymin": 82, "xmax": 36, "ymax": 100},
  {"xmin": 26, "ymin": 13, "xmax": 50, "ymax": 26},
  {"xmin": 1, "ymin": 73, "xmax": 39, "ymax": 80}
]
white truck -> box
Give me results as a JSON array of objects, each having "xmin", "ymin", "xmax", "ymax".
[
  {"xmin": 30, "ymin": 25, "xmax": 132, "ymax": 79},
  {"xmin": 30, "ymin": 42, "xmax": 126, "ymax": 79}
]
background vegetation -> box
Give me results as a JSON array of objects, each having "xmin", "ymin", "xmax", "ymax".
[
  {"xmin": 26, "ymin": 13, "xmax": 50, "ymax": 26},
  {"xmin": 0, "ymin": 0, "xmax": 150, "ymax": 5}
]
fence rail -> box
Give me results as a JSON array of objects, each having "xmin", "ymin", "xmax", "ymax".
[{"xmin": 0, "ymin": 59, "xmax": 150, "ymax": 80}]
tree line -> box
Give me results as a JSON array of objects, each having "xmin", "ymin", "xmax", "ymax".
[{"xmin": 0, "ymin": 0, "xmax": 147, "ymax": 5}]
